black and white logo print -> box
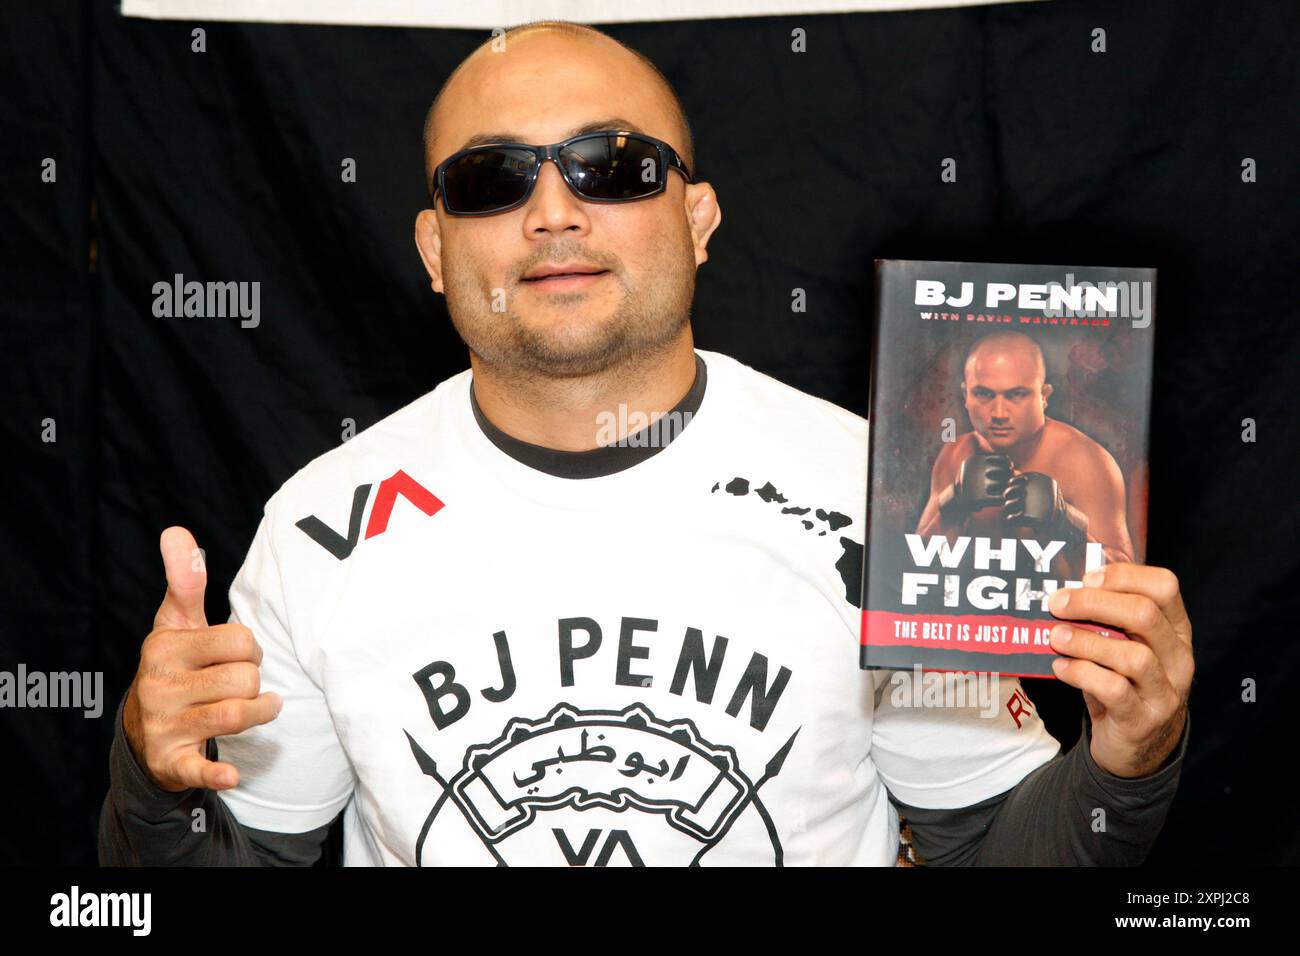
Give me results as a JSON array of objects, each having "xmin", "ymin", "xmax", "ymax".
[{"xmin": 405, "ymin": 702, "xmax": 798, "ymax": 866}]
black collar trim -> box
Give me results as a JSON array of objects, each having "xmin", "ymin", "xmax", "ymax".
[{"xmin": 469, "ymin": 352, "xmax": 707, "ymax": 480}]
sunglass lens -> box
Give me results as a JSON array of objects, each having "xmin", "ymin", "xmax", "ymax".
[
  {"xmin": 442, "ymin": 148, "xmax": 536, "ymax": 213},
  {"xmin": 560, "ymin": 134, "xmax": 663, "ymax": 200}
]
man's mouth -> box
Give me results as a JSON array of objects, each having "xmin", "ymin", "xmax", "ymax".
[{"xmin": 522, "ymin": 263, "xmax": 610, "ymax": 289}]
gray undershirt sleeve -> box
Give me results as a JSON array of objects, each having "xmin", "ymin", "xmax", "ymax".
[
  {"xmin": 97, "ymin": 690, "xmax": 335, "ymax": 866},
  {"xmin": 891, "ymin": 708, "xmax": 1191, "ymax": 866}
]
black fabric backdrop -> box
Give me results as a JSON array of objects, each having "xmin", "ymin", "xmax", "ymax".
[{"xmin": 2, "ymin": 0, "xmax": 1296, "ymax": 865}]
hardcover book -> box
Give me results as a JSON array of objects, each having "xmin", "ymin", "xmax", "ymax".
[{"xmin": 859, "ymin": 260, "xmax": 1157, "ymax": 677}]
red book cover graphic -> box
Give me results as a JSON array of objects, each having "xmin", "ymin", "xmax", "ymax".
[{"xmin": 859, "ymin": 260, "xmax": 1157, "ymax": 677}]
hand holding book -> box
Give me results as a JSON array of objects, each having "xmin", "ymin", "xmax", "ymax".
[{"xmin": 1046, "ymin": 561, "xmax": 1194, "ymax": 778}]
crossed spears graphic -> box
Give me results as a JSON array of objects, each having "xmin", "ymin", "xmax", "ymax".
[{"xmin": 404, "ymin": 726, "xmax": 800, "ymax": 867}]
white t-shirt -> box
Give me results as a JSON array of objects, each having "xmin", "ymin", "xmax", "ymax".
[{"xmin": 217, "ymin": 347, "xmax": 1060, "ymax": 866}]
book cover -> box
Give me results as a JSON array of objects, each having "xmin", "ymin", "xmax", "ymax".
[{"xmin": 859, "ymin": 260, "xmax": 1157, "ymax": 677}]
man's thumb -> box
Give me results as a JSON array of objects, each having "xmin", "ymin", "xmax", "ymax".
[{"xmin": 155, "ymin": 526, "xmax": 208, "ymax": 629}]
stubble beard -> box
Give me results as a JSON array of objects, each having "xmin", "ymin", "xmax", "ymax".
[{"xmin": 442, "ymin": 249, "xmax": 695, "ymax": 383}]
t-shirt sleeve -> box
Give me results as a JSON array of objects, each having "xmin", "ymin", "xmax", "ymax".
[
  {"xmin": 215, "ymin": 499, "xmax": 356, "ymax": 833},
  {"xmin": 869, "ymin": 669, "xmax": 1062, "ymax": 810}
]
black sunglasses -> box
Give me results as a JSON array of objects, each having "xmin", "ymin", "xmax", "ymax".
[{"xmin": 430, "ymin": 130, "xmax": 693, "ymax": 216}]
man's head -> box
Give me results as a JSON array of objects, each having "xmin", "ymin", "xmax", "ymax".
[
  {"xmin": 959, "ymin": 331, "xmax": 1053, "ymax": 449},
  {"xmin": 414, "ymin": 21, "xmax": 720, "ymax": 381}
]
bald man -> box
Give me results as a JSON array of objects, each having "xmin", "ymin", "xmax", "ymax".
[
  {"xmin": 100, "ymin": 21, "xmax": 1192, "ymax": 867},
  {"xmin": 917, "ymin": 331, "xmax": 1135, "ymax": 577}
]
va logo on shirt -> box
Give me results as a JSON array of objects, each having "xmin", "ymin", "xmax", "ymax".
[
  {"xmin": 404, "ymin": 703, "xmax": 798, "ymax": 866},
  {"xmin": 296, "ymin": 469, "xmax": 444, "ymax": 560}
]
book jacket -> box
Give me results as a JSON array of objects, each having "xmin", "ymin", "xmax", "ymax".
[{"xmin": 859, "ymin": 260, "xmax": 1157, "ymax": 677}]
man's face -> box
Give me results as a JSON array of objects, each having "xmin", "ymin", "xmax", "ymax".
[
  {"xmin": 960, "ymin": 346, "xmax": 1051, "ymax": 449},
  {"xmin": 416, "ymin": 34, "xmax": 719, "ymax": 378}
]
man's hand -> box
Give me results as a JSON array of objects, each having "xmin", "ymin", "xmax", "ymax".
[
  {"xmin": 1046, "ymin": 562, "xmax": 1194, "ymax": 778},
  {"xmin": 122, "ymin": 526, "xmax": 283, "ymax": 793}
]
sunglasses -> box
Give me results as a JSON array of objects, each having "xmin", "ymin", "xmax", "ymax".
[{"xmin": 430, "ymin": 130, "xmax": 693, "ymax": 216}]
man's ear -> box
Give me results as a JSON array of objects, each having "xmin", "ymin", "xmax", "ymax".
[
  {"xmin": 414, "ymin": 208, "xmax": 445, "ymax": 294},
  {"xmin": 684, "ymin": 181, "xmax": 722, "ymax": 267},
  {"xmin": 1042, "ymin": 382, "xmax": 1054, "ymax": 407}
]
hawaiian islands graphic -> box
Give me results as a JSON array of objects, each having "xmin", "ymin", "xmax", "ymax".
[{"xmin": 710, "ymin": 476, "xmax": 863, "ymax": 608}]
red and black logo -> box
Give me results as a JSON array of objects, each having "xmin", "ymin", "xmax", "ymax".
[{"xmin": 296, "ymin": 469, "xmax": 444, "ymax": 560}]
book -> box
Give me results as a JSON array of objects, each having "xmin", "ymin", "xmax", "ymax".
[{"xmin": 859, "ymin": 259, "xmax": 1157, "ymax": 677}]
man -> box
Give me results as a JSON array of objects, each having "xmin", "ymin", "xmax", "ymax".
[
  {"xmin": 99, "ymin": 20, "xmax": 1192, "ymax": 866},
  {"xmin": 917, "ymin": 331, "xmax": 1135, "ymax": 579}
]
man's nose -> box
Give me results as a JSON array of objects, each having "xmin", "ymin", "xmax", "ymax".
[
  {"xmin": 991, "ymin": 398, "xmax": 1009, "ymax": 420},
  {"xmin": 523, "ymin": 160, "xmax": 590, "ymax": 233}
]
